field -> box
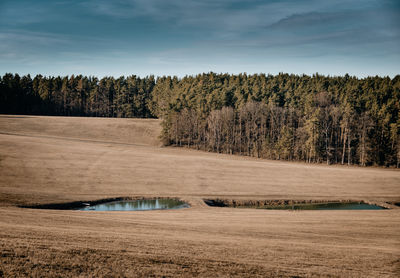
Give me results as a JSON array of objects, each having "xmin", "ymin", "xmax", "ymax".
[{"xmin": 0, "ymin": 115, "xmax": 399, "ymax": 277}]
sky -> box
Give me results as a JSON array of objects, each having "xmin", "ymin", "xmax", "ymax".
[{"xmin": 0, "ymin": 0, "xmax": 399, "ymax": 78}]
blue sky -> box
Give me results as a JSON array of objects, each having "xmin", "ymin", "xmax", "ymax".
[{"xmin": 0, "ymin": 0, "xmax": 399, "ymax": 77}]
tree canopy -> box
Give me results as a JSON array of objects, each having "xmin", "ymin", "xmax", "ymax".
[{"xmin": 1, "ymin": 72, "xmax": 399, "ymax": 167}]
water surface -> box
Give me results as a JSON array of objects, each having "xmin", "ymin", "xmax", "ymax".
[
  {"xmin": 261, "ymin": 202, "xmax": 385, "ymax": 210},
  {"xmin": 80, "ymin": 199, "xmax": 189, "ymax": 211}
]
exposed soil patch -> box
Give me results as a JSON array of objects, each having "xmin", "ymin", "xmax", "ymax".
[{"xmin": 203, "ymin": 199, "xmax": 389, "ymax": 210}]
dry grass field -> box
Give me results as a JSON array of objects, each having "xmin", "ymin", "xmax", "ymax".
[{"xmin": 0, "ymin": 115, "xmax": 399, "ymax": 277}]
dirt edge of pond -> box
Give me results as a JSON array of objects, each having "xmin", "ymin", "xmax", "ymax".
[
  {"xmin": 19, "ymin": 197, "xmax": 190, "ymax": 210},
  {"xmin": 203, "ymin": 198, "xmax": 396, "ymax": 209}
]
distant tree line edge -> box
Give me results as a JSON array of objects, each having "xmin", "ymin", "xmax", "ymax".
[{"xmin": 1, "ymin": 72, "xmax": 399, "ymax": 167}]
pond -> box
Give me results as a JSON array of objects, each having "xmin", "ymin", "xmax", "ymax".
[
  {"xmin": 260, "ymin": 202, "xmax": 386, "ymax": 210},
  {"xmin": 79, "ymin": 198, "xmax": 189, "ymax": 211},
  {"xmin": 203, "ymin": 199, "xmax": 387, "ymax": 210}
]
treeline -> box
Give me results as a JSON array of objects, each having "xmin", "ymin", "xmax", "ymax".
[
  {"xmin": 0, "ymin": 73, "xmax": 155, "ymax": 117},
  {"xmin": 1, "ymin": 72, "xmax": 399, "ymax": 166},
  {"xmin": 156, "ymin": 73, "xmax": 399, "ymax": 167}
]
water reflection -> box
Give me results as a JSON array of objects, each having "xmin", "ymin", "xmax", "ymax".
[
  {"xmin": 261, "ymin": 202, "xmax": 385, "ymax": 210},
  {"xmin": 80, "ymin": 199, "xmax": 189, "ymax": 211}
]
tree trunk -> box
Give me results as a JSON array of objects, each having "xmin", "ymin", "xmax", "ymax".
[
  {"xmin": 347, "ymin": 132, "xmax": 351, "ymax": 166},
  {"xmin": 342, "ymin": 131, "xmax": 347, "ymax": 165}
]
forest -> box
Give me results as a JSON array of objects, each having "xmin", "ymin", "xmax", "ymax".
[{"xmin": 1, "ymin": 72, "xmax": 399, "ymax": 167}]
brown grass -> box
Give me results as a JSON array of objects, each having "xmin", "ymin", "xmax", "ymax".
[{"xmin": 0, "ymin": 115, "xmax": 399, "ymax": 277}]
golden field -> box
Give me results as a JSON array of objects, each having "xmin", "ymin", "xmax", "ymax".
[{"xmin": 0, "ymin": 115, "xmax": 399, "ymax": 277}]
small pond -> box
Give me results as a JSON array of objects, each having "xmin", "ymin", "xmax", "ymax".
[
  {"xmin": 203, "ymin": 199, "xmax": 387, "ymax": 210},
  {"xmin": 79, "ymin": 198, "xmax": 189, "ymax": 211},
  {"xmin": 260, "ymin": 202, "xmax": 386, "ymax": 210}
]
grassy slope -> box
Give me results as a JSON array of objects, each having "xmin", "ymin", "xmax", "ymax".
[{"xmin": 0, "ymin": 115, "xmax": 399, "ymax": 277}]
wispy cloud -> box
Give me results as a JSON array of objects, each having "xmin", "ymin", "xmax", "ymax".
[
  {"xmin": 82, "ymin": 0, "xmax": 399, "ymax": 45},
  {"xmin": 0, "ymin": 1, "xmax": 51, "ymax": 25},
  {"xmin": 0, "ymin": 30, "xmax": 70, "ymax": 62}
]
